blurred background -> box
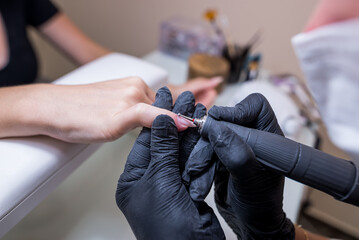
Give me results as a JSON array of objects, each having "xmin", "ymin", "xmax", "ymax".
[
  {"xmin": 32, "ymin": 0, "xmax": 316, "ymax": 81},
  {"xmin": 4, "ymin": 0, "xmax": 359, "ymax": 239}
]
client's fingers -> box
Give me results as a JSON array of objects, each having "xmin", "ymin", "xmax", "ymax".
[
  {"xmin": 195, "ymin": 89, "xmax": 217, "ymax": 108},
  {"xmin": 187, "ymin": 77, "xmax": 223, "ymax": 93},
  {"xmin": 126, "ymin": 103, "xmax": 194, "ymax": 132},
  {"xmin": 179, "ymin": 103, "xmax": 207, "ymax": 172},
  {"xmin": 146, "ymin": 87, "xmax": 156, "ymax": 102}
]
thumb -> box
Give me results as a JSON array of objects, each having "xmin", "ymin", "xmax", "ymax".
[
  {"xmin": 207, "ymin": 122, "xmax": 255, "ymax": 179},
  {"xmin": 147, "ymin": 115, "xmax": 181, "ymax": 184},
  {"xmin": 208, "ymin": 93, "xmax": 260, "ymax": 124},
  {"xmin": 182, "ymin": 137, "xmax": 216, "ymax": 201}
]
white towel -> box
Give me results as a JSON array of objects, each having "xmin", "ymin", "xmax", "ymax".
[{"xmin": 292, "ymin": 18, "xmax": 359, "ymax": 161}]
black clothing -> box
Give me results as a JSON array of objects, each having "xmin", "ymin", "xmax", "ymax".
[{"xmin": 0, "ymin": 0, "xmax": 58, "ymax": 87}]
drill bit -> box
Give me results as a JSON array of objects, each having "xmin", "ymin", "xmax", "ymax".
[
  {"xmin": 177, "ymin": 113, "xmax": 195, "ymax": 123},
  {"xmin": 177, "ymin": 113, "xmax": 207, "ymax": 131}
]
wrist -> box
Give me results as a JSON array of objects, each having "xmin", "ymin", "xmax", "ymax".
[
  {"xmin": 14, "ymin": 84, "xmax": 60, "ymax": 137},
  {"xmin": 230, "ymin": 173, "xmax": 286, "ymax": 231},
  {"xmin": 295, "ymin": 225, "xmax": 309, "ymax": 240},
  {"xmin": 241, "ymin": 217, "xmax": 295, "ymax": 240},
  {"xmin": 0, "ymin": 84, "xmax": 54, "ymax": 138},
  {"xmin": 294, "ymin": 224, "xmax": 329, "ymax": 240}
]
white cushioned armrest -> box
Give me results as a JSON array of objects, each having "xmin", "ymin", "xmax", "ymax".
[{"xmin": 0, "ymin": 53, "xmax": 168, "ymax": 237}]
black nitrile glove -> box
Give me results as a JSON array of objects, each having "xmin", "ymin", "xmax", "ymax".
[
  {"xmin": 182, "ymin": 137, "xmax": 218, "ymax": 201},
  {"xmin": 184, "ymin": 93, "xmax": 295, "ymax": 239},
  {"xmin": 183, "ymin": 93, "xmax": 283, "ymax": 201},
  {"xmin": 206, "ymin": 120, "xmax": 294, "ymax": 239},
  {"xmin": 208, "ymin": 93, "xmax": 283, "ymax": 135},
  {"xmin": 116, "ymin": 87, "xmax": 225, "ymax": 240},
  {"xmin": 172, "ymin": 91, "xmax": 207, "ymax": 174}
]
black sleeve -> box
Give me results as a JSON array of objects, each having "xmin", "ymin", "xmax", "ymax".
[{"xmin": 26, "ymin": 0, "xmax": 60, "ymax": 27}]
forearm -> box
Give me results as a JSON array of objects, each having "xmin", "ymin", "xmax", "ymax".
[
  {"xmin": 40, "ymin": 13, "xmax": 111, "ymax": 65},
  {"xmin": 0, "ymin": 84, "xmax": 52, "ymax": 138}
]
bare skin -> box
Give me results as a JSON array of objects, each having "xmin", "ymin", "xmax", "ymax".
[
  {"xmin": 295, "ymin": 225, "xmax": 329, "ymax": 240},
  {"xmin": 0, "ymin": 11, "xmax": 220, "ymax": 142},
  {"xmin": 0, "ymin": 13, "xmax": 9, "ymax": 70},
  {"xmin": 0, "ymin": 2, "xmax": 351, "ymax": 238},
  {"xmin": 39, "ymin": 13, "xmax": 111, "ymax": 65},
  {"xmin": 0, "ymin": 77, "xmax": 197, "ymax": 143},
  {"xmin": 37, "ymin": 13, "xmax": 220, "ymax": 106},
  {"xmin": 304, "ymin": 0, "xmax": 359, "ymax": 32}
]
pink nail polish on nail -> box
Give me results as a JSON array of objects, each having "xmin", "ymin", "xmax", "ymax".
[{"xmin": 177, "ymin": 116, "xmax": 196, "ymax": 128}]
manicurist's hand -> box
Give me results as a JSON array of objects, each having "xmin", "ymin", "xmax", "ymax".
[
  {"xmin": 184, "ymin": 93, "xmax": 295, "ymax": 239},
  {"xmin": 116, "ymin": 87, "xmax": 224, "ymax": 240},
  {"xmin": 182, "ymin": 93, "xmax": 285, "ymax": 202},
  {"xmin": 205, "ymin": 120, "xmax": 294, "ymax": 239},
  {"xmin": 0, "ymin": 77, "xmax": 193, "ymax": 143}
]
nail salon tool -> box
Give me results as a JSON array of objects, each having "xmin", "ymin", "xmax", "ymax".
[
  {"xmin": 178, "ymin": 114, "xmax": 359, "ymax": 206},
  {"xmin": 177, "ymin": 113, "xmax": 207, "ymax": 129}
]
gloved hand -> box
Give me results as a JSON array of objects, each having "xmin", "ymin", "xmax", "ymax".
[
  {"xmin": 183, "ymin": 93, "xmax": 295, "ymax": 239},
  {"xmin": 182, "ymin": 93, "xmax": 284, "ymax": 201},
  {"xmin": 116, "ymin": 87, "xmax": 225, "ymax": 240}
]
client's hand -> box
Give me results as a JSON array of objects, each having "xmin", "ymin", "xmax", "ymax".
[
  {"xmin": 169, "ymin": 77, "xmax": 222, "ymax": 108},
  {"xmin": 116, "ymin": 88, "xmax": 224, "ymax": 240},
  {"xmin": 0, "ymin": 77, "xmax": 193, "ymax": 143}
]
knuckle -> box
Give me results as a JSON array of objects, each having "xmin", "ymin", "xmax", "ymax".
[
  {"xmin": 126, "ymin": 86, "xmax": 142, "ymax": 99},
  {"xmin": 100, "ymin": 127, "xmax": 118, "ymax": 142},
  {"xmin": 251, "ymin": 92, "xmax": 265, "ymax": 99},
  {"xmin": 134, "ymin": 102, "xmax": 146, "ymax": 116},
  {"xmin": 131, "ymin": 77, "xmax": 146, "ymax": 87},
  {"xmin": 251, "ymin": 93, "xmax": 268, "ymax": 104},
  {"xmin": 228, "ymin": 145, "xmax": 253, "ymax": 170}
]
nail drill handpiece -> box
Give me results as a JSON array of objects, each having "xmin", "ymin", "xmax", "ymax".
[{"xmin": 178, "ymin": 114, "xmax": 359, "ymax": 206}]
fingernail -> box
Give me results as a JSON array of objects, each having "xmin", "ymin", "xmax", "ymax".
[
  {"xmin": 176, "ymin": 116, "xmax": 196, "ymax": 128},
  {"xmin": 210, "ymin": 76, "xmax": 223, "ymax": 84}
]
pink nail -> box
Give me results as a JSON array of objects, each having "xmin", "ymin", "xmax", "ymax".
[{"xmin": 177, "ymin": 116, "xmax": 196, "ymax": 128}]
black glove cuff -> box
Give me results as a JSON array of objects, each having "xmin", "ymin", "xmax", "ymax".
[{"xmin": 238, "ymin": 217, "xmax": 295, "ymax": 240}]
